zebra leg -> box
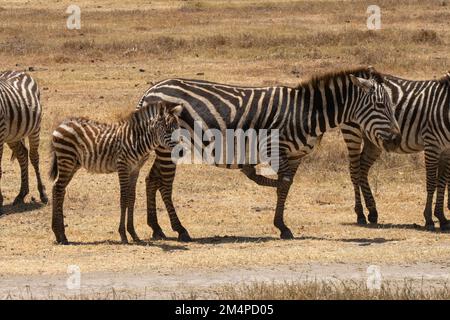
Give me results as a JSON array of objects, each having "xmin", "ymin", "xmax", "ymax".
[
  {"xmin": 0, "ymin": 142, "xmax": 4, "ymax": 215},
  {"xmin": 159, "ymin": 167, "xmax": 191, "ymax": 242},
  {"xmin": 146, "ymin": 160, "xmax": 166, "ymax": 240},
  {"xmin": 444, "ymin": 159, "xmax": 450, "ymax": 210},
  {"xmin": 52, "ymin": 162, "xmax": 78, "ymax": 245},
  {"xmin": 447, "ymin": 177, "xmax": 450, "ymax": 211},
  {"xmin": 8, "ymin": 141, "xmax": 29, "ymax": 205},
  {"xmin": 273, "ymin": 157, "xmax": 300, "ymax": 240},
  {"xmin": 423, "ymin": 146, "xmax": 440, "ymax": 231},
  {"xmin": 434, "ymin": 155, "xmax": 450, "ymax": 231},
  {"xmin": 126, "ymin": 171, "xmax": 141, "ymax": 242},
  {"xmin": 241, "ymin": 165, "xmax": 279, "ymax": 187},
  {"xmin": 117, "ymin": 165, "xmax": 130, "ymax": 244},
  {"xmin": 146, "ymin": 149, "xmax": 190, "ymax": 242},
  {"xmin": 28, "ymin": 130, "xmax": 48, "ymax": 204},
  {"xmin": 341, "ymin": 126, "xmax": 366, "ymax": 224},
  {"xmin": 359, "ymin": 138, "xmax": 382, "ymax": 224}
]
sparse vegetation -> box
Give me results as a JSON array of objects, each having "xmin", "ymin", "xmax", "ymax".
[
  {"xmin": 214, "ymin": 280, "xmax": 450, "ymax": 300},
  {"xmin": 0, "ymin": 0, "xmax": 449, "ymax": 299}
]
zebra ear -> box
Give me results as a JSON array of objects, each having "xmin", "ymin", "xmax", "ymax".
[
  {"xmin": 141, "ymin": 95, "xmax": 161, "ymax": 108},
  {"xmin": 350, "ymin": 74, "xmax": 374, "ymax": 93},
  {"xmin": 368, "ymin": 66, "xmax": 384, "ymax": 84},
  {"xmin": 171, "ymin": 105, "xmax": 183, "ymax": 117},
  {"xmin": 437, "ymin": 71, "xmax": 450, "ymax": 85},
  {"xmin": 155, "ymin": 102, "xmax": 166, "ymax": 116}
]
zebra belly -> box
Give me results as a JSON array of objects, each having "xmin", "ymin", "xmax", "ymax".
[
  {"xmin": 285, "ymin": 136, "xmax": 321, "ymax": 160},
  {"xmin": 5, "ymin": 122, "xmax": 40, "ymax": 143},
  {"xmin": 77, "ymin": 152, "xmax": 119, "ymax": 174}
]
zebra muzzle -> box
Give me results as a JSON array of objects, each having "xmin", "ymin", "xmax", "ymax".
[{"xmin": 382, "ymin": 131, "xmax": 401, "ymax": 151}]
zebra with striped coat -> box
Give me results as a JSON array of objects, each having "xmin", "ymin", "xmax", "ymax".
[
  {"xmin": 137, "ymin": 67, "xmax": 401, "ymax": 241},
  {"xmin": 341, "ymin": 71, "xmax": 450, "ymax": 231},
  {"xmin": 49, "ymin": 102, "xmax": 183, "ymax": 244},
  {"xmin": 0, "ymin": 71, "xmax": 47, "ymax": 214}
]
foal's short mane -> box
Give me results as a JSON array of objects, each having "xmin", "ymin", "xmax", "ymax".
[
  {"xmin": 118, "ymin": 103, "xmax": 156, "ymax": 122},
  {"xmin": 297, "ymin": 67, "xmax": 382, "ymax": 89}
]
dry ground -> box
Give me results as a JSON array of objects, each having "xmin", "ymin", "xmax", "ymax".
[{"xmin": 0, "ymin": 0, "xmax": 450, "ymax": 299}]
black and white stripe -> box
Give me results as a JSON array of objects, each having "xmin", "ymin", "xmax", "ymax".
[
  {"xmin": 340, "ymin": 71, "xmax": 450, "ymax": 230},
  {"xmin": 49, "ymin": 102, "xmax": 182, "ymax": 244},
  {"xmin": 137, "ymin": 67, "xmax": 401, "ymax": 241},
  {"xmin": 0, "ymin": 71, "xmax": 47, "ymax": 214}
]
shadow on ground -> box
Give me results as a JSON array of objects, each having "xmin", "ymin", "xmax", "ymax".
[
  {"xmin": 298, "ymin": 235, "xmax": 402, "ymax": 245},
  {"xmin": 0, "ymin": 201, "xmax": 45, "ymax": 216},
  {"xmin": 65, "ymin": 240, "xmax": 189, "ymax": 252},
  {"xmin": 193, "ymin": 235, "xmax": 279, "ymax": 244},
  {"xmin": 340, "ymin": 221, "xmax": 450, "ymax": 233}
]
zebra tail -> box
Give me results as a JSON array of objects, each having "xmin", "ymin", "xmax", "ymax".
[
  {"xmin": 10, "ymin": 139, "xmax": 26, "ymax": 162},
  {"xmin": 49, "ymin": 146, "xmax": 58, "ymax": 181}
]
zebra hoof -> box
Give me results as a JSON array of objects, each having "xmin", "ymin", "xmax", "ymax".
[
  {"xmin": 357, "ymin": 216, "xmax": 367, "ymax": 225},
  {"xmin": 425, "ymin": 224, "xmax": 436, "ymax": 232},
  {"xmin": 55, "ymin": 237, "xmax": 69, "ymax": 245},
  {"xmin": 440, "ymin": 222, "xmax": 450, "ymax": 232},
  {"xmin": 131, "ymin": 235, "xmax": 141, "ymax": 243},
  {"xmin": 368, "ymin": 212, "xmax": 378, "ymax": 224},
  {"xmin": 120, "ymin": 235, "xmax": 129, "ymax": 244},
  {"xmin": 152, "ymin": 230, "xmax": 167, "ymax": 240},
  {"xmin": 40, "ymin": 193, "xmax": 49, "ymax": 205},
  {"xmin": 280, "ymin": 229, "xmax": 294, "ymax": 240},
  {"xmin": 12, "ymin": 196, "xmax": 25, "ymax": 206},
  {"xmin": 368, "ymin": 217, "xmax": 378, "ymax": 224},
  {"xmin": 178, "ymin": 231, "xmax": 192, "ymax": 242}
]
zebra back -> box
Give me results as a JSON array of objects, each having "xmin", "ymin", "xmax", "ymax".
[
  {"xmin": 136, "ymin": 67, "xmax": 398, "ymax": 167},
  {"xmin": 0, "ymin": 71, "xmax": 42, "ymax": 142}
]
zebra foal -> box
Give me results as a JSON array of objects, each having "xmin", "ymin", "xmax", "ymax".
[
  {"xmin": 0, "ymin": 71, "xmax": 47, "ymax": 214},
  {"xmin": 49, "ymin": 102, "xmax": 183, "ymax": 244}
]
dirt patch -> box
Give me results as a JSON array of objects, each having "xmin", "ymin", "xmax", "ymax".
[{"xmin": 2, "ymin": 263, "xmax": 450, "ymax": 299}]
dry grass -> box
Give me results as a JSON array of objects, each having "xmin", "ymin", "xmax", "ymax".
[
  {"xmin": 3, "ymin": 287, "xmax": 146, "ymax": 300},
  {"xmin": 0, "ymin": 0, "xmax": 449, "ymax": 295},
  {"xmin": 214, "ymin": 280, "xmax": 450, "ymax": 300},
  {"xmin": 6, "ymin": 280, "xmax": 450, "ymax": 300}
]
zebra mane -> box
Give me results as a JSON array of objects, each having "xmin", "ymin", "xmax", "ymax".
[
  {"xmin": 117, "ymin": 104, "xmax": 158, "ymax": 123},
  {"xmin": 437, "ymin": 71, "xmax": 450, "ymax": 85},
  {"xmin": 61, "ymin": 116, "xmax": 114, "ymax": 128},
  {"xmin": 297, "ymin": 66, "xmax": 382, "ymax": 89},
  {"xmin": 382, "ymin": 71, "xmax": 450, "ymax": 85}
]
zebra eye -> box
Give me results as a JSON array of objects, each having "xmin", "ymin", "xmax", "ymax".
[{"xmin": 375, "ymin": 102, "xmax": 385, "ymax": 109}]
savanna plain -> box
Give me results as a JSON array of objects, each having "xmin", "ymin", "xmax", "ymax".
[{"xmin": 0, "ymin": 0, "xmax": 450, "ymax": 299}]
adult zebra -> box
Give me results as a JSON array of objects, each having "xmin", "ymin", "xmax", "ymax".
[
  {"xmin": 138, "ymin": 67, "xmax": 401, "ymax": 241},
  {"xmin": 341, "ymin": 71, "xmax": 450, "ymax": 231},
  {"xmin": 0, "ymin": 71, "xmax": 47, "ymax": 214}
]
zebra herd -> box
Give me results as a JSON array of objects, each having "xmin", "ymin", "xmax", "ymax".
[{"xmin": 0, "ymin": 67, "xmax": 448, "ymax": 244}]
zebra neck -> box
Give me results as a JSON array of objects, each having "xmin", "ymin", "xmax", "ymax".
[
  {"xmin": 296, "ymin": 78, "xmax": 352, "ymax": 136},
  {"xmin": 128, "ymin": 119, "xmax": 156, "ymax": 155}
]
